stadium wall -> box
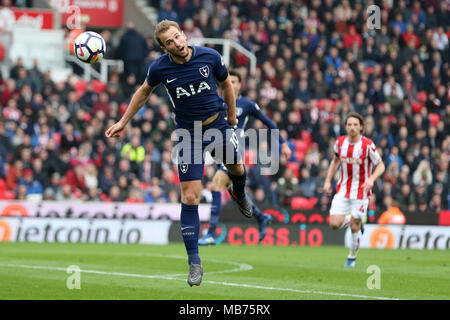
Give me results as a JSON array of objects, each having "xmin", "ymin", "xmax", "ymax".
[
  {"xmin": 1, "ymin": 216, "xmax": 449, "ymax": 250},
  {"xmin": 0, "ymin": 217, "xmax": 171, "ymax": 244},
  {"xmin": 0, "ymin": 200, "xmax": 444, "ymax": 226},
  {"xmin": 0, "ymin": 200, "xmax": 211, "ymax": 221},
  {"xmin": 345, "ymin": 225, "xmax": 450, "ymax": 250}
]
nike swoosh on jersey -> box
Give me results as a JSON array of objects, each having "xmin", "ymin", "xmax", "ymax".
[
  {"xmin": 167, "ymin": 78, "xmax": 177, "ymax": 83},
  {"xmin": 181, "ymin": 226, "xmax": 193, "ymax": 231}
]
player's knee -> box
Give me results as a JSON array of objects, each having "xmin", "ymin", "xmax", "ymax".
[
  {"xmin": 350, "ymin": 220, "xmax": 361, "ymax": 233},
  {"xmin": 211, "ymin": 180, "xmax": 224, "ymax": 192},
  {"xmin": 329, "ymin": 216, "xmax": 342, "ymax": 230},
  {"xmin": 329, "ymin": 221, "xmax": 341, "ymax": 230},
  {"xmin": 182, "ymin": 192, "xmax": 200, "ymax": 205}
]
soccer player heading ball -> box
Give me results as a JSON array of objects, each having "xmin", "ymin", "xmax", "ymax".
[
  {"xmin": 105, "ymin": 20, "xmax": 254, "ymax": 286},
  {"xmin": 323, "ymin": 112, "xmax": 385, "ymax": 267}
]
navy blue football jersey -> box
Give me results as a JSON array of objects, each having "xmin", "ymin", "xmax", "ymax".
[
  {"xmin": 146, "ymin": 46, "xmax": 228, "ymax": 129},
  {"xmin": 235, "ymin": 95, "xmax": 286, "ymax": 144}
]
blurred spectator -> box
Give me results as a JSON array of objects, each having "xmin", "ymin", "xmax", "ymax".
[
  {"xmin": 395, "ymin": 184, "xmax": 416, "ymax": 213},
  {"xmin": 277, "ymin": 167, "xmax": 299, "ymax": 206},
  {"xmin": 145, "ymin": 184, "xmax": 168, "ymax": 203},
  {"xmin": 18, "ymin": 169, "xmax": 43, "ymax": 199},
  {"xmin": 117, "ymin": 22, "xmax": 149, "ymax": 82},
  {"xmin": 120, "ymin": 135, "xmax": 145, "ymax": 178},
  {"xmin": 55, "ymin": 184, "xmax": 75, "ymax": 201},
  {"xmin": 412, "ymin": 160, "xmax": 433, "ymax": 187},
  {"xmin": 158, "ymin": 1, "xmax": 179, "ymax": 22},
  {"xmin": 92, "ymin": 92, "xmax": 111, "ymax": 115},
  {"xmin": 98, "ymin": 166, "xmax": 115, "ymax": 194},
  {"xmin": 65, "ymin": 164, "xmax": 86, "ymax": 192},
  {"xmin": 252, "ymin": 188, "xmax": 271, "ymax": 209},
  {"xmin": 343, "ymin": 25, "xmax": 362, "ymax": 49},
  {"xmin": 248, "ymin": 163, "xmax": 271, "ymax": 196},
  {"xmin": 183, "ymin": 18, "xmax": 204, "ymax": 43},
  {"xmin": 298, "ymin": 167, "xmax": 317, "ymax": 198},
  {"xmin": 107, "ymin": 185, "xmax": 122, "ymax": 202},
  {"xmin": 126, "ymin": 188, "xmax": 145, "ymax": 203}
]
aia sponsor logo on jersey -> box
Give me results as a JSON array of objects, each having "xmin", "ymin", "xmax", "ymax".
[{"xmin": 175, "ymin": 81, "xmax": 212, "ymax": 98}]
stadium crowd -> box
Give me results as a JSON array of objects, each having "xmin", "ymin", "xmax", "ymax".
[{"xmin": 0, "ymin": 0, "xmax": 449, "ymax": 215}]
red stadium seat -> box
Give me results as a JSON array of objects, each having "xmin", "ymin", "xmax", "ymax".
[
  {"xmin": 300, "ymin": 130, "xmax": 312, "ymax": 145},
  {"xmin": 429, "ymin": 113, "xmax": 441, "ymax": 127},
  {"xmin": 291, "ymin": 197, "xmax": 315, "ymax": 210},
  {"xmin": 317, "ymin": 99, "xmax": 336, "ymax": 112},
  {"xmin": 308, "ymin": 197, "xmax": 318, "ymax": 208},
  {"xmin": 73, "ymin": 79, "xmax": 87, "ymax": 93},
  {"xmin": 293, "ymin": 140, "xmax": 309, "ymax": 153},
  {"xmin": 0, "ymin": 190, "xmax": 16, "ymax": 200},
  {"xmin": 286, "ymin": 161, "xmax": 300, "ymax": 179},
  {"xmin": 411, "ymin": 101, "xmax": 423, "ymax": 113},
  {"xmin": 417, "ymin": 91, "xmax": 427, "ymax": 102},
  {"xmin": 295, "ymin": 150, "xmax": 306, "ymax": 162},
  {"xmin": 91, "ymin": 79, "xmax": 106, "ymax": 93}
]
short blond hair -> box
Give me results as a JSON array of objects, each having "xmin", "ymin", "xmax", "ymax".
[{"xmin": 154, "ymin": 20, "xmax": 182, "ymax": 47}]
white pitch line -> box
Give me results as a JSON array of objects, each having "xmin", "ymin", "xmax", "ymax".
[
  {"xmin": 204, "ymin": 280, "xmax": 402, "ymax": 300},
  {"xmin": 0, "ymin": 263, "xmax": 402, "ymax": 300},
  {"xmin": 0, "ymin": 263, "xmax": 179, "ymax": 281}
]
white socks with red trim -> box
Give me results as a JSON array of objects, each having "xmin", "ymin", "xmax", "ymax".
[{"xmin": 349, "ymin": 229, "xmax": 362, "ymax": 259}]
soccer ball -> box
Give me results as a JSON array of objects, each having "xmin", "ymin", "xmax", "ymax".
[{"xmin": 74, "ymin": 31, "xmax": 106, "ymax": 64}]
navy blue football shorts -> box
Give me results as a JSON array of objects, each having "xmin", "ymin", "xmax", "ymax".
[{"xmin": 173, "ymin": 111, "xmax": 242, "ymax": 182}]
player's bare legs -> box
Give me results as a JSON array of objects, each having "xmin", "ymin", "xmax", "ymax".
[
  {"xmin": 347, "ymin": 217, "xmax": 362, "ymax": 267},
  {"xmin": 212, "ymin": 170, "xmax": 232, "ymax": 191},
  {"xmin": 329, "ymin": 213, "xmax": 362, "ymax": 267},
  {"xmin": 329, "ymin": 214, "xmax": 351, "ymax": 230},
  {"xmin": 180, "ymin": 180, "xmax": 203, "ymax": 286},
  {"xmin": 180, "ymin": 180, "xmax": 202, "ymax": 205}
]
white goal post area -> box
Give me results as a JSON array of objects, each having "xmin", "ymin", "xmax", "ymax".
[{"xmin": 188, "ymin": 37, "xmax": 256, "ymax": 76}]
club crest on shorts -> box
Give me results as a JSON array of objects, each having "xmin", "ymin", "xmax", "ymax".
[
  {"xmin": 199, "ymin": 66, "xmax": 209, "ymax": 78},
  {"xmin": 180, "ymin": 163, "xmax": 189, "ymax": 173}
]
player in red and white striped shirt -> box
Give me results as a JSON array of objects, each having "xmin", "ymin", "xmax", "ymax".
[{"xmin": 324, "ymin": 112, "xmax": 385, "ymax": 267}]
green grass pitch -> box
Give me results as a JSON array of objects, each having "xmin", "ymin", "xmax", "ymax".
[{"xmin": 0, "ymin": 242, "xmax": 449, "ymax": 300}]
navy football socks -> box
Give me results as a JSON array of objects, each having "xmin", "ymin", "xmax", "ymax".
[
  {"xmin": 227, "ymin": 166, "xmax": 247, "ymax": 199},
  {"xmin": 208, "ymin": 191, "xmax": 222, "ymax": 236},
  {"xmin": 252, "ymin": 203, "xmax": 263, "ymax": 222},
  {"xmin": 180, "ymin": 203, "xmax": 201, "ymax": 265}
]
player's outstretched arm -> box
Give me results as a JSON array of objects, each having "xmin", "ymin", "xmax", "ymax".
[
  {"xmin": 105, "ymin": 81, "xmax": 154, "ymax": 138},
  {"xmin": 219, "ymin": 76, "xmax": 237, "ymax": 126},
  {"xmin": 324, "ymin": 155, "xmax": 340, "ymax": 195},
  {"xmin": 362, "ymin": 161, "xmax": 385, "ymax": 192}
]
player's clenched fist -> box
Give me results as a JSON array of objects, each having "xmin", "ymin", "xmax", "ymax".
[
  {"xmin": 105, "ymin": 121, "xmax": 126, "ymax": 138},
  {"xmin": 323, "ymin": 181, "xmax": 332, "ymax": 195},
  {"xmin": 227, "ymin": 116, "xmax": 238, "ymax": 126}
]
